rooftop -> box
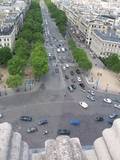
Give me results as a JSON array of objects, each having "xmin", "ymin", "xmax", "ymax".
[{"xmin": 94, "ymin": 29, "xmax": 120, "ymax": 43}]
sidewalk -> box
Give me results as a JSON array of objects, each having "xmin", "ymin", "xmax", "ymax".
[{"xmin": 0, "ymin": 81, "xmax": 41, "ymax": 99}]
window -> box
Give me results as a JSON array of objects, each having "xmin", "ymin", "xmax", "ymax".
[
  {"xmin": 4, "ymin": 43, "xmax": 6, "ymax": 46},
  {"xmin": 4, "ymin": 38, "xmax": 6, "ymax": 41},
  {"xmin": 0, "ymin": 39, "xmax": 1, "ymax": 41},
  {"xmin": 7, "ymin": 43, "xmax": 9, "ymax": 46},
  {"xmin": 7, "ymin": 38, "xmax": 9, "ymax": 41}
]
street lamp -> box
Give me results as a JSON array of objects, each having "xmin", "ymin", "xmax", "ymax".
[{"xmin": 95, "ymin": 72, "xmax": 102, "ymax": 90}]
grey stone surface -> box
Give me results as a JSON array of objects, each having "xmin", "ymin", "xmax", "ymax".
[{"xmin": 1, "ymin": 119, "xmax": 120, "ymax": 160}]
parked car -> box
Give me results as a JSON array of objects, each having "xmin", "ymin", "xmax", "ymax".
[
  {"xmin": 20, "ymin": 116, "xmax": 32, "ymax": 122},
  {"xmin": 71, "ymin": 78, "xmax": 75, "ymax": 83},
  {"xmin": 95, "ymin": 116, "xmax": 104, "ymax": 121},
  {"xmin": 57, "ymin": 129, "xmax": 71, "ymax": 135},
  {"xmin": 77, "ymin": 77, "xmax": 81, "ymax": 82},
  {"xmin": 88, "ymin": 90, "xmax": 95, "ymax": 96},
  {"xmin": 38, "ymin": 119, "xmax": 48, "ymax": 125},
  {"xmin": 107, "ymin": 118, "xmax": 114, "ymax": 125},
  {"xmin": 43, "ymin": 130, "xmax": 49, "ymax": 135},
  {"xmin": 68, "ymin": 86, "xmax": 73, "ymax": 92},
  {"xmin": 61, "ymin": 47, "xmax": 65, "ymax": 52},
  {"xmin": 62, "ymin": 66, "xmax": 66, "ymax": 70},
  {"xmin": 70, "ymin": 119, "xmax": 80, "ymax": 126},
  {"xmin": 65, "ymin": 64, "xmax": 69, "ymax": 68},
  {"xmin": 71, "ymin": 84, "xmax": 76, "ymax": 90},
  {"xmin": 86, "ymin": 95, "xmax": 95, "ymax": 101},
  {"xmin": 79, "ymin": 83, "xmax": 85, "ymax": 89},
  {"xmin": 79, "ymin": 102, "xmax": 88, "ymax": 109},
  {"xmin": 0, "ymin": 113, "xmax": 3, "ymax": 119},
  {"xmin": 103, "ymin": 98, "xmax": 112, "ymax": 104},
  {"xmin": 70, "ymin": 71, "xmax": 74, "ymax": 76},
  {"xmin": 76, "ymin": 69, "xmax": 80, "ymax": 74},
  {"xmin": 57, "ymin": 48, "xmax": 60, "ymax": 53},
  {"xmin": 114, "ymin": 104, "xmax": 120, "ymax": 109},
  {"xmin": 27, "ymin": 127, "xmax": 38, "ymax": 133},
  {"xmin": 109, "ymin": 113, "xmax": 118, "ymax": 119},
  {"xmin": 65, "ymin": 75, "xmax": 69, "ymax": 80}
]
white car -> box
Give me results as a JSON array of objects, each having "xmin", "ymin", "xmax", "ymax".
[
  {"xmin": 61, "ymin": 47, "xmax": 65, "ymax": 52},
  {"xmin": 48, "ymin": 53, "xmax": 51, "ymax": 57},
  {"xmin": 77, "ymin": 77, "xmax": 81, "ymax": 82},
  {"xmin": 79, "ymin": 102, "xmax": 88, "ymax": 109},
  {"xmin": 62, "ymin": 66, "xmax": 66, "ymax": 70},
  {"xmin": 114, "ymin": 104, "xmax": 120, "ymax": 109},
  {"xmin": 57, "ymin": 48, "xmax": 60, "ymax": 53},
  {"xmin": 65, "ymin": 64, "xmax": 69, "ymax": 68},
  {"xmin": 103, "ymin": 98, "xmax": 112, "ymax": 104},
  {"xmin": 0, "ymin": 113, "xmax": 3, "ymax": 119}
]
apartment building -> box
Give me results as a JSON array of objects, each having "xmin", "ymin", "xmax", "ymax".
[
  {"xmin": 90, "ymin": 29, "xmax": 120, "ymax": 57},
  {"xmin": 0, "ymin": 0, "xmax": 30, "ymax": 50}
]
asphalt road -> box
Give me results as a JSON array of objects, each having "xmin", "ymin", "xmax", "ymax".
[{"xmin": 0, "ymin": 0, "xmax": 120, "ymax": 149}]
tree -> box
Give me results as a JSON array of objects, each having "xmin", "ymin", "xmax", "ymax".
[
  {"xmin": 8, "ymin": 56, "xmax": 26, "ymax": 75},
  {"xmin": 102, "ymin": 54, "xmax": 120, "ymax": 73},
  {"xmin": 0, "ymin": 47, "xmax": 12, "ymax": 65},
  {"xmin": 31, "ymin": 43, "xmax": 48, "ymax": 78},
  {"xmin": 6, "ymin": 74, "xmax": 22, "ymax": 88}
]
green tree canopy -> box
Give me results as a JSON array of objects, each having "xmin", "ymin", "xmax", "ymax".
[
  {"xmin": 6, "ymin": 74, "xmax": 22, "ymax": 88},
  {"xmin": 31, "ymin": 43, "xmax": 48, "ymax": 77},
  {"xmin": 68, "ymin": 39, "xmax": 92, "ymax": 71},
  {"xmin": 0, "ymin": 47, "xmax": 12, "ymax": 65},
  {"xmin": 8, "ymin": 56, "xmax": 26, "ymax": 75},
  {"xmin": 102, "ymin": 54, "xmax": 120, "ymax": 73}
]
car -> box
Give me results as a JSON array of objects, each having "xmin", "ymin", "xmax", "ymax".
[
  {"xmin": 57, "ymin": 48, "xmax": 60, "ymax": 53},
  {"xmin": 70, "ymin": 119, "xmax": 80, "ymax": 126},
  {"xmin": 107, "ymin": 118, "xmax": 114, "ymax": 125},
  {"xmin": 86, "ymin": 95, "xmax": 95, "ymax": 101},
  {"xmin": 114, "ymin": 104, "xmax": 120, "ymax": 109},
  {"xmin": 79, "ymin": 83, "xmax": 85, "ymax": 89},
  {"xmin": 48, "ymin": 53, "xmax": 51, "ymax": 57},
  {"xmin": 77, "ymin": 77, "xmax": 81, "ymax": 82},
  {"xmin": 61, "ymin": 47, "xmax": 65, "ymax": 52},
  {"xmin": 43, "ymin": 130, "xmax": 49, "ymax": 135},
  {"xmin": 55, "ymin": 68, "xmax": 59, "ymax": 73},
  {"xmin": 38, "ymin": 119, "xmax": 48, "ymax": 125},
  {"xmin": 0, "ymin": 113, "xmax": 3, "ymax": 119},
  {"xmin": 68, "ymin": 86, "xmax": 73, "ymax": 92},
  {"xmin": 65, "ymin": 75, "xmax": 69, "ymax": 80},
  {"xmin": 88, "ymin": 90, "xmax": 95, "ymax": 96},
  {"xmin": 71, "ymin": 84, "xmax": 76, "ymax": 90},
  {"xmin": 103, "ymin": 98, "xmax": 112, "ymax": 104},
  {"xmin": 57, "ymin": 129, "xmax": 71, "ymax": 135},
  {"xmin": 62, "ymin": 66, "xmax": 66, "ymax": 70},
  {"xmin": 76, "ymin": 69, "xmax": 80, "ymax": 74},
  {"xmin": 20, "ymin": 116, "xmax": 32, "ymax": 121},
  {"xmin": 109, "ymin": 113, "xmax": 118, "ymax": 119},
  {"xmin": 95, "ymin": 116, "xmax": 104, "ymax": 121},
  {"xmin": 79, "ymin": 102, "xmax": 88, "ymax": 109},
  {"xmin": 27, "ymin": 127, "xmax": 38, "ymax": 133},
  {"xmin": 70, "ymin": 71, "xmax": 74, "ymax": 76},
  {"xmin": 65, "ymin": 64, "xmax": 69, "ymax": 68},
  {"xmin": 71, "ymin": 78, "xmax": 75, "ymax": 83}
]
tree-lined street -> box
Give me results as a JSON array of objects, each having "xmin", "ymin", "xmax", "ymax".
[{"xmin": 0, "ymin": 0, "xmax": 120, "ymax": 149}]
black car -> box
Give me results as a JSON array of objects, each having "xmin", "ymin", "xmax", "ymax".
[
  {"xmin": 71, "ymin": 84, "xmax": 76, "ymax": 90},
  {"xmin": 76, "ymin": 69, "xmax": 80, "ymax": 74},
  {"xmin": 57, "ymin": 129, "xmax": 71, "ymax": 135},
  {"xmin": 70, "ymin": 71, "xmax": 74, "ymax": 76},
  {"xmin": 95, "ymin": 116, "xmax": 104, "ymax": 121},
  {"xmin": 79, "ymin": 83, "xmax": 85, "ymax": 89},
  {"xmin": 65, "ymin": 75, "xmax": 69, "ymax": 80},
  {"xmin": 20, "ymin": 116, "xmax": 32, "ymax": 122},
  {"xmin": 38, "ymin": 119, "xmax": 48, "ymax": 125}
]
